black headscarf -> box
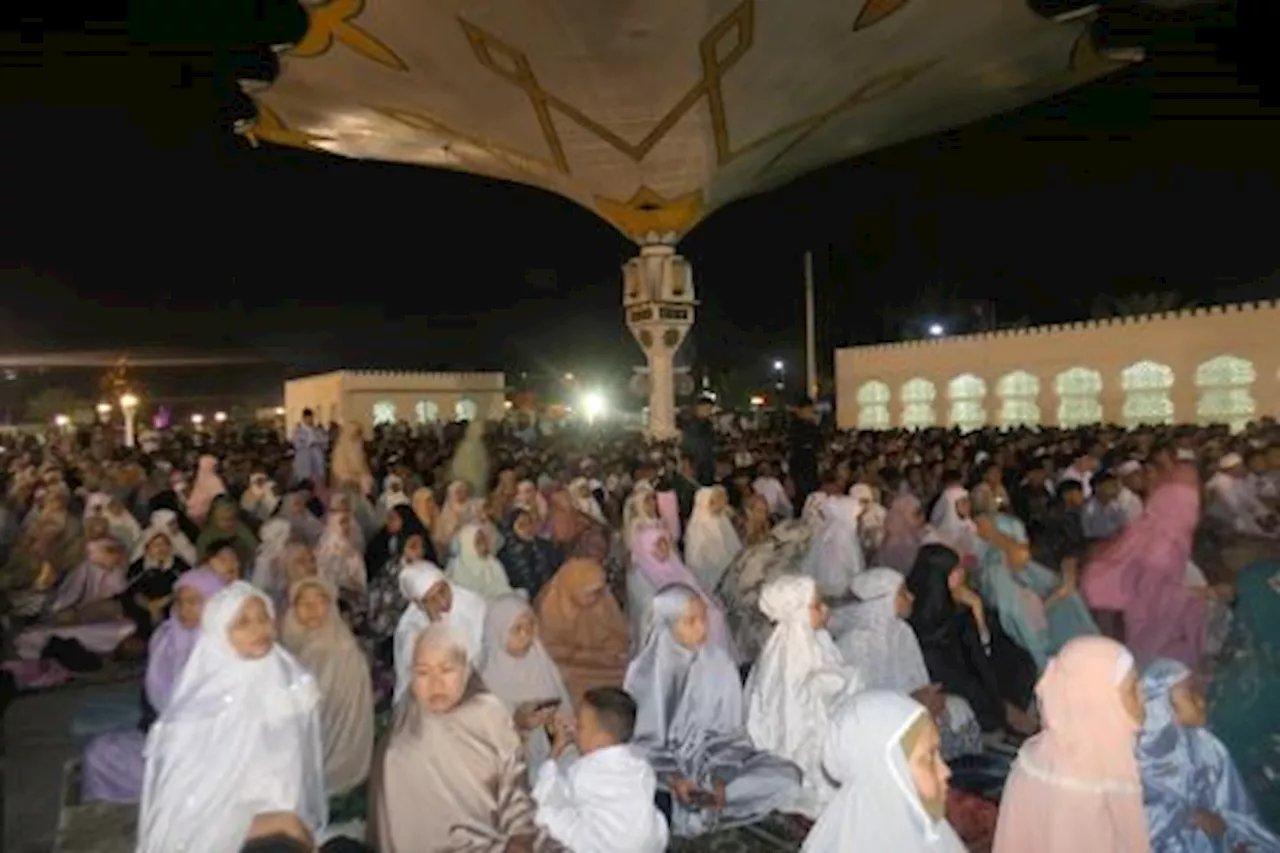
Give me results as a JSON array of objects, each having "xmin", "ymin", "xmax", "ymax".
[
  {"xmin": 905, "ymin": 542, "xmax": 962, "ymax": 647},
  {"xmin": 364, "ymin": 504, "xmax": 433, "ymax": 580},
  {"xmin": 497, "ymin": 506, "xmax": 562, "ymax": 600}
]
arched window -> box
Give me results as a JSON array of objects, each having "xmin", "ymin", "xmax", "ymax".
[
  {"xmin": 856, "ymin": 380, "xmax": 891, "ymax": 430},
  {"xmin": 1195, "ymin": 355, "xmax": 1255, "ymax": 387},
  {"xmin": 1195, "ymin": 355, "xmax": 1256, "ymax": 431},
  {"xmin": 1121, "ymin": 360, "xmax": 1175, "ymax": 426},
  {"xmin": 455, "ymin": 398, "xmax": 479, "ymax": 422},
  {"xmin": 900, "ymin": 378, "xmax": 937, "ymax": 429},
  {"xmin": 996, "ymin": 370, "xmax": 1040, "ymax": 398},
  {"xmin": 1055, "ymin": 367, "xmax": 1103, "ymax": 427},
  {"xmin": 947, "ymin": 374, "xmax": 986, "ymax": 432},
  {"xmin": 414, "ymin": 399, "xmax": 440, "ymax": 424},
  {"xmin": 856, "ymin": 380, "xmax": 891, "ymax": 404},
  {"xmin": 371, "ymin": 400, "xmax": 397, "ymax": 425},
  {"xmin": 996, "ymin": 370, "xmax": 1041, "ymax": 428}
]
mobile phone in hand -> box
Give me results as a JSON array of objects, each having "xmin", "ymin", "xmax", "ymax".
[{"xmin": 686, "ymin": 789, "xmax": 718, "ymax": 808}]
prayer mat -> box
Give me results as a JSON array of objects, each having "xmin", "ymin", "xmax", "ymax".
[
  {"xmin": 69, "ymin": 684, "xmax": 140, "ymax": 741},
  {"xmin": 54, "ymin": 759, "xmax": 136, "ymax": 853}
]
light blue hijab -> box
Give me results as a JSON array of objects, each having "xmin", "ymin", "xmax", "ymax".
[
  {"xmin": 975, "ymin": 513, "xmax": 1097, "ymax": 670},
  {"xmin": 1139, "ymin": 658, "xmax": 1279, "ymax": 852}
]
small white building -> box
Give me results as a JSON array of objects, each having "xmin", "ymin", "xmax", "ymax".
[{"xmin": 283, "ymin": 370, "xmax": 506, "ymax": 433}]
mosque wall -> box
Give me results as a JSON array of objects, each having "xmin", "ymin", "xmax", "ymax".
[
  {"xmin": 283, "ymin": 370, "xmax": 507, "ymax": 433},
  {"xmin": 834, "ymin": 300, "xmax": 1280, "ymax": 432}
]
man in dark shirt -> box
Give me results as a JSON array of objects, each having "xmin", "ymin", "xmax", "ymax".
[
  {"xmin": 1029, "ymin": 479, "xmax": 1087, "ymax": 573},
  {"xmin": 679, "ymin": 396, "xmax": 717, "ymax": 486},
  {"xmin": 787, "ymin": 396, "xmax": 822, "ymax": 510}
]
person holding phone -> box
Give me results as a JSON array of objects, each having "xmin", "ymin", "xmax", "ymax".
[
  {"xmin": 533, "ymin": 687, "xmax": 669, "ymax": 853},
  {"xmin": 479, "ymin": 595, "xmax": 575, "ymax": 776}
]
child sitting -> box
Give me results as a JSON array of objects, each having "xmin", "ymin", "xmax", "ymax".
[
  {"xmin": 1137, "ymin": 658, "xmax": 1279, "ymax": 852},
  {"xmin": 533, "ymin": 687, "xmax": 669, "ymax": 853}
]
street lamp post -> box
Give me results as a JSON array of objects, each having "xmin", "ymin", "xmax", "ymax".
[
  {"xmin": 95, "ymin": 402, "xmax": 112, "ymax": 424},
  {"xmin": 119, "ymin": 392, "xmax": 139, "ymax": 448},
  {"xmin": 773, "ymin": 359, "xmax": 785, "ymax": 392}
]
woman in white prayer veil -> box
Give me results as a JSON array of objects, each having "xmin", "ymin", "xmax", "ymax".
[
  {"xmin": 849, "ymin": 483, "xmax": 887, "ymax": 557},
  {"xmin": 622, "ymin": 482, "xmax": 660, "ymax": 550},
  {"xmin": 393, "ymin": 561, "xmax": 488, "ymax": 702},
  {"xmin": 434, "ymin": 480, "xmax": 477, "ymax": 558},
  {"xmin": 447, "ymin": 523, "xmax": 513, "ymax": 599},
  {"xmin": 835, "ymin": 568, "xmax": 982, "ymax": 759},
  {"xmin": 569, "ymin": 477, "xmax": 606, "ymax": 524},
  {"xmin": 185, "ymin": 455, "xmax": 226, "ymax": 526},
  {"xmin": 801, "ymin": 690, "xmax": 965, "ymax": 853},
  {"xmin": 137, "ymin": 581, "xmax": 327, "ymax": 853},
  {"xmin": 131, "ymin": 509, "xmax": 198, "ymax": 567},
  {"xmin": 744, "ymin": 575, "xmax": 862, "ymax": 816},
  {"xmin": 684, "ymin": 486, "xmax": 743, "ymax": 594},
  {"xmin": 447, "ymin": 416, "xmax": 490, "ymax": 498},
  {"xmin": 250, "ymin": 518, "xmax": 292, "ymax": 602},
  {"xmin": 625, "ymin": 583, "xmax": 802, "ymax": 838},
  {"xmin": 800, "ymin": 495, "xmax": 866, "ymax": 598},
  {"xmin": 927, "ymin": 486, "xmax": 980, "ymax": 560}
]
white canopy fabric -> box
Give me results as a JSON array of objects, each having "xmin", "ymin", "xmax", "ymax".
[{"xmin": 250, "ymin": 0, "xmax": 1128, "ymax": 241}]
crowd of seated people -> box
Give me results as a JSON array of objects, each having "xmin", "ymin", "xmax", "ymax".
[{"xmin": 0, "ymin": 406, "xmax": 1278, "ymax": 851}]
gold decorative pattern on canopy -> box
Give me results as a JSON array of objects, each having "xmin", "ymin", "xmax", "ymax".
[
  {"xmin": 249, "ymin": 0, "xmax": 1131, "ymax": 242},
  {"xmin": 595, "ymin": 187, "xmax": 707, "ymax": 240},
  {"xmin": 854, "ymin": 0, "xmax": 911, "ymax": 31}
]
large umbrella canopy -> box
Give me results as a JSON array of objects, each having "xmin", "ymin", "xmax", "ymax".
[{"xmin": 248, "ymin": 0, "xmax": 1128, "ymax": 242}]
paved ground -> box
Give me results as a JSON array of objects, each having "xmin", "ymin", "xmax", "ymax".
[
  {"xmin": 4, "ymin": 680, "xmax": 138, "ymax": 853},
  {"xmin": 5, "ymin": 683, "xmax": 95, "ymax": 853}
]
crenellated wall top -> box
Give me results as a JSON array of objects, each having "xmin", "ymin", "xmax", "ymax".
[
  {"xmin": 846, "ymin": 300, "xmax": 1280, "ymax": 354},
  {"xmin": 286, "ymin": 369, "xmax": 507, "ymax": 389}
]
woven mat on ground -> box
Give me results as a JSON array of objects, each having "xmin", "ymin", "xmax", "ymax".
[{"xmin": 671, "ymin": 814, "xmax": 806, "ymax": 853}]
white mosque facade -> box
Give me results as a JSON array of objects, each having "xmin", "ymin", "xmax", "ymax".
[
  {"xmin": 835, "ymin": 301, "xmax": 1280, "ymax": 433},
  {"xmin": 283, "ymin": 370, "xmax": 507, "ymax": 433}
]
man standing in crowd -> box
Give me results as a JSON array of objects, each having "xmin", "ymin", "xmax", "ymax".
[
  {"xmin": 680, "ymin": 395, "xmax": 717, "ymax": 486},
  {"xmin": 788, "ymin": 395, "xmax": 821, "ymax": 512},
  {"xmin": 291, "ymin": 408, "xmax": 328, "ymax": 487}
]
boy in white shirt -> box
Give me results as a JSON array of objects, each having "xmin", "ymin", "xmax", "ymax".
[{"xmin": 533, "ymin": 688, "xmax": 669, "ymax": 853}]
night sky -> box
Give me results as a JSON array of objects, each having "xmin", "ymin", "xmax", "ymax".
[{"xmin": 1, "ymin": 2, "xmax": 1274, "ymax": 403}]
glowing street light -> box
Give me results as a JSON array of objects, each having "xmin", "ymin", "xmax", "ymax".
[
  {"xmin": 119, "ymin": 392, "xmax": 139, "ymax": 448},
  {"xmin": 213, "ymin": 411, "xmax": 228, "ymax": 424},
  {"xmin": 773, "ymin": 359, "xmax": 785, "ymax": 391},
  {"xmin": 191, "ymin": 413, "xmax": 205, "ymax": 426},
  {"xmin": 95, "ymin": 402, "xmax": 112, "ymax": 420},
  {"xmin": 274, "ymin": 406, "xmax": 286, "ymax": 416},
  {"xmin": 53, "ymin": 414, "xmax": 70, "ymax": 428},
  {"xmin": 773, "ymin": 360, "xmax": 784, "ymax": 371},
  {"xmin": 928, "ymin": 323, "xmax": 945, "ymax": 337},
  {"xmin": 582, "ymin": 392, "xmax": 605, "ymax": 424},
  {"xmin": 749, "ymin": 395, "xmax": 766, "ymax": 407}
]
